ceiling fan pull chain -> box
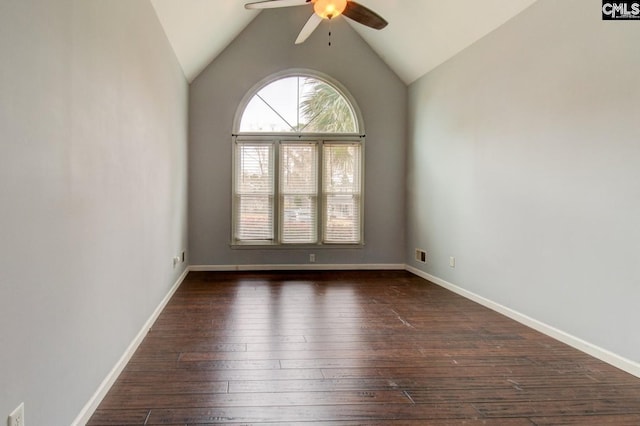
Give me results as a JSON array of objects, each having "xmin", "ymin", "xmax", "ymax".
[{"xmin": 328, "ymin": 19, "xmax": 332, "ymax": 46}]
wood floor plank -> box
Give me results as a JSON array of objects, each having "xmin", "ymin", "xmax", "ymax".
[
  {"xmin": 228, "ymin": 377, "xmax": 407, "ymax": 393},
  {"xmin": 207, "ymin": 421, "xmax": 534, "ymax": 426},
  {"xmin": 145, "ymin": 403, "xmax": 482, "ymax": 424},
  {"xmin": 106, "ymin": 380, "xmax": 229, "ymax": 396},
  {"xmin": 474, "ymin": 399, "xmax": 640, "ymax": 418},
  {"xmin": 86, "ymin": 409, "xmax": 149, "ymax": 425},
  {"xmin": 282, "ymin": 356, "xmax": 537, "ymax": 369},
  {"xmin": 405, "ymin": 386, "xmax": 640, "ymax": 404},
  {"xmin": 529, "ymin": 414, "xmax": 640, "ymax": 425},
  {"xmin": 116, "ymin": 367, "xmax": 325, "ymax": 383},
  {"xmin": 88, "ymin": 271, "xmax": 640, "ymax": 425},
  {"xmin": 99, "ymin": 389, "xmax": 410, "ymax": 410},
  {"xmin": 178, "ymin": 347, "xmax": 425, "ymax": 361}
]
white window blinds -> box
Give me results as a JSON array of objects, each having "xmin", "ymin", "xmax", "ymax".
[
  {"xmin": 280, "ymin": 143, "xmax": 318, "ymax": 244},
  {"xmin": 234, "ymin": 143, "xmax": 274, "ymax": 242},
  {"xmin": 323, "ymin": 143, "xmax": 362, "ymax": 244}
]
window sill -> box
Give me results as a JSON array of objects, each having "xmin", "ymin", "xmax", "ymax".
[{"xmin": 230, "ymin": 242, "xmax": 364, "ymax": 250}]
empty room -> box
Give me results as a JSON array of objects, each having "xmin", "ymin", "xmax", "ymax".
[{"xmin": 1, "ymin": 0, "xmax": 639, "ymax": 424}]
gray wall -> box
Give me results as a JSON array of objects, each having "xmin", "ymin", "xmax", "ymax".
[
  {"xmin": 189, "ymin": 7, "xmax": 406, "ymax": 267},
  {"xmin": 0, "ymin": 0, "xmax": 188, "ymax": 423},
  {"xmin": 407, "ymin": 0, "xmax": 640, "ymax": 362}
]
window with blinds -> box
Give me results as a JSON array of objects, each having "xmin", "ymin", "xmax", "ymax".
[
  {"xmin": 233, "ymin": 140, "xmax": 362, "ymax": 246},
  {"xmin": 234, "ymin": 143, "xmax": 274, "ymax": 242},
  {"xmin": 323, "ymin": 144, "xmax": 362, "ymax": 244},
  {"xmin": 233, "ymin": 71, "xmax": 363, "ymax": 247},
  {"xmin": 280, "ymin": 143, "xmax": 318, "ymax": 244}
]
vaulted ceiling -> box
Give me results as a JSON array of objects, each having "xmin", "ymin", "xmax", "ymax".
[{"xmin": 151, "ymin": 0, "xmax": 538, "ymax": 85}]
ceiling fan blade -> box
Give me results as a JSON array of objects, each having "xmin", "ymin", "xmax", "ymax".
[
  {"xmin": 295, "ymin": 13, "xmax": 323, "ymax": 44},
  {"xmin": 245, "ymin": 0, "xmax": 310, "ymax": 10},
  {"xmin": 343, "ymin": 1, "xmax": 388, "ymax": 30}
]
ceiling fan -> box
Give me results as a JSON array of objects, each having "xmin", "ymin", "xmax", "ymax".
[{"xmin": 244, "ymin": 0, "xmax": 388, "ymax": 45}]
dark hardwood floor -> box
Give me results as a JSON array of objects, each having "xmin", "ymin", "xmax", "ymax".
[{"xmin": 88, "ymin": 270, "xmax": 640, "ymax": 425}]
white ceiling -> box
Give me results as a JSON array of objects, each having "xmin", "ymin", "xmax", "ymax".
[{"xmin": 151, "ymin": 0, "xmax": 538, "ymax": 85}]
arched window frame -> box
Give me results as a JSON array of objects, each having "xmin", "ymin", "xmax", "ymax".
[
  {"xmin": 233, "ymin": 69, "xmax": 365, "ymax": 136},
  {"xmin": 232, "ymin": 70, "xmax": 365, "ymax": 248}
]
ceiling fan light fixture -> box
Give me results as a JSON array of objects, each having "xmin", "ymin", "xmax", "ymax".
[{"xmin": 313, "ymin": 0, "xmax": 347, "ymax": 19}]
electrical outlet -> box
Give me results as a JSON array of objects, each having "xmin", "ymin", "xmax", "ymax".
[
  {"xmin": 8, "ymin": 402, "xmax": 24, "ymax": 426},
  {"xmin": 172, "ymin": 256, "xmax": 180, "ymax": 268},
  {"xmin": 309, "ymin": 253, "xmax": 316, "ymax": 263},
  {"xmin": 449, "ymin": 256, "xmax": 456, "ymax": 268}
]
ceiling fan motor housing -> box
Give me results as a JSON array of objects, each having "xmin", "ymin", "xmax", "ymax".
[{"xmin": 313, "ymin": 0, "xmax": 347, "ymax": 19}]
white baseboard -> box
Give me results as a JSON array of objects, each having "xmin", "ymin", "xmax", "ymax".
[
  {"xmin": 189, "ymin": 263, "xmax": 406, "ymax": 272},
  {"xmin": 72, "ymin": 267, "xmax": 190, "ymax": 425},
  {"xmin": 405, "ymin": 265, "xmax": 640, "ymax": 379}
]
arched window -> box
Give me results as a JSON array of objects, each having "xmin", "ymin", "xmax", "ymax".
[
  {"xmin": 233, "ymin": 71, "xmax": 364, "ymax": 247},
  {"xmin": 238, "ymin": 75, "xmax": 359, "ymax": 134}
]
